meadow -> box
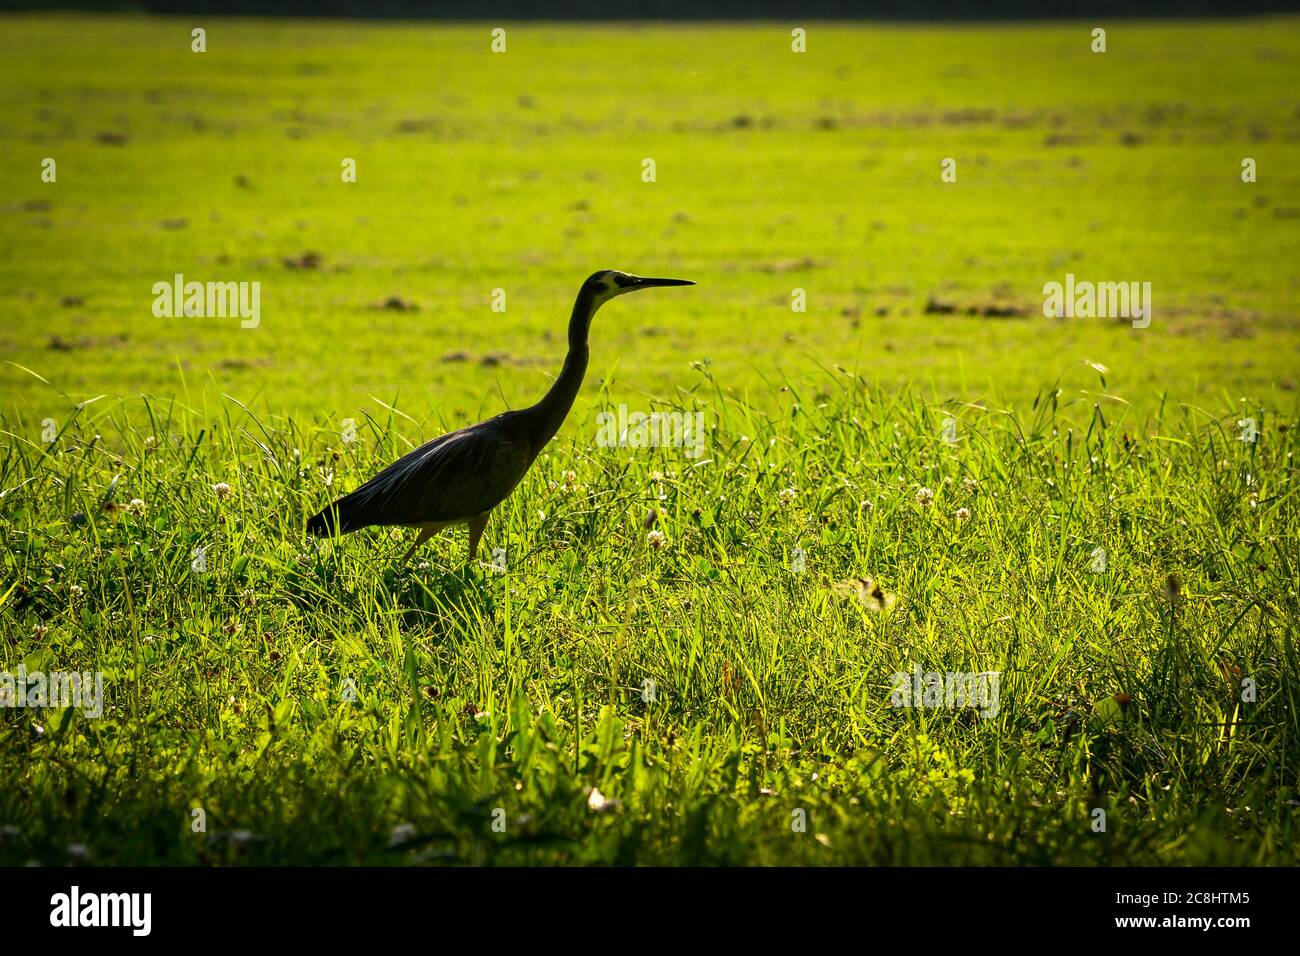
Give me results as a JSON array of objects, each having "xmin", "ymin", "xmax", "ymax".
[{"xmin": 0, "ymin": 14, "xmax": 1298, "ymax": 864}]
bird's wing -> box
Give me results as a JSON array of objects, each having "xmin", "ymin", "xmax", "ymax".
[{"xmin": 329, "ymin": 424, "xmax": 533, "ymax": 528}]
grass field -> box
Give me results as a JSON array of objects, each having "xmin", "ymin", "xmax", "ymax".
[{"xmin": 1, "ymin": 15, "xmax": 1298, "ymax": 865}]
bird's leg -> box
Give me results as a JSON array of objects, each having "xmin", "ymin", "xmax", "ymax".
[
  {"xmin": 402, "ymin": 526, "xmax": 439, "ymax": 563},
  {"xmin": 466, "ymin": 513, "xmax": 489, "ymax": 563}
]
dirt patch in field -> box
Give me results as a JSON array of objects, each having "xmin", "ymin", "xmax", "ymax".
[
  {"xmin": 283, "ymin": 251, "xmax": 322, "ymax": 270},
  {"xmin": 374, "ymin": 295, "xmax": 418, "ymax": 311},
  {"xmin": 47, "ymin": 332, "xmax": 130, "ymax": 351},
  {"xmin": 755, "ymin": 256, "xmax": 826, "ymax": 274},
  {"xmin": 216, "ymin": 357, "xmax": 273, "ymax": 371},
  {"xmin": 925, "ymin": 295, "xmax": 1030, "ymax": 319}
]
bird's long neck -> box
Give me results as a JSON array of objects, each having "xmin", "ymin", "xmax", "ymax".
[{"xmin": 527, "ymin": 288, "xmax": 597, "ymax": 451}]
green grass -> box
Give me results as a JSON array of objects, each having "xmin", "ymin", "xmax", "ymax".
[{"xmin": 0, "ymin": 15, "xmax": 1298, "ymax": 865}]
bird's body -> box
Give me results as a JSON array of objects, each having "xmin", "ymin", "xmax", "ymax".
[
  {"xmin": 307, "ymin": 270, "xmax": 693, "ymax": 561},
  {"xmin": 306, "ymin": 415, "xmax": 534, "ymax": 558}
]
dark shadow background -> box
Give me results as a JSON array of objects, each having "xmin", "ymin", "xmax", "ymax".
[{"xmin": 4, "ymin": 0, "xmax": 1300, "ymax": 19}]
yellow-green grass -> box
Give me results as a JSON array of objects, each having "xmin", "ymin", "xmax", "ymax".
[{"xmin": 1, "ymin": 15, "xmax": 1298, "ymax": 420}]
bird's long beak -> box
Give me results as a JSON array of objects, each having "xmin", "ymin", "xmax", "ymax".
[{"xmin": 633, "ymin": 277, "xmax": 695, "ymax": 288}]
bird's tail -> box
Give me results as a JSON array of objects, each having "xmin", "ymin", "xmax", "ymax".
[{"xmin": 307, "ymin": 499, "xmax": 360, "ymax": 537}]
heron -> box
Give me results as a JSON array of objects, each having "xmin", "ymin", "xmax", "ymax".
[{"xmin": 306, "ymin": 270, "xmax": 695, "ymax": 562}]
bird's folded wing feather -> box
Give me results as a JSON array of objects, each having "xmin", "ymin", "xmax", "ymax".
[{"xmin": 335, "ymin": 426, "xmax": 531, "ymax": 527}]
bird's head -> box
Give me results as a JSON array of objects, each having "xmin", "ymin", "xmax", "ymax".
[{"xmin": 582, "ymin": 270, "xmax": 695, "ymax": 308}]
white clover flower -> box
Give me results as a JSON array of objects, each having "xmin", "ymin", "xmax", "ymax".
[
  {"xmin": 646, "ymin": 529, "xmax": 666, "ymax": 549},
  {"xmin": 126, "ymin": 498, "xmax": 146, "ymax": 516},
  {"xmin": 212, "ymin": 481, "xmax": 232, "ymax": 500},
  {"xmin": 915, "ymin": 486, "xmax": 934, "ymax": 507},
  {"xmin": 778, "ymin": 487, "xmax": 797, "ymax": 506},
  {"xmin": 955, "ymin": 507, "xmax": 971, "ymax": 523}
]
